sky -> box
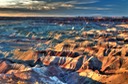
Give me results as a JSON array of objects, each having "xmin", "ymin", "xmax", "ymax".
[{"xmin": 0, "ymin": 0, "xmax": 128, "ymax": 17}]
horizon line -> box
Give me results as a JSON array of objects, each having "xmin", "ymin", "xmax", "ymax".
[{"xmin": 0, "ymin": 16, "xmax": 127, "ymax": 18}]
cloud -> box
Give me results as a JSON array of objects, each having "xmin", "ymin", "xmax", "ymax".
[
  {"xmin": 0, "ymin": 0, "xmax": 16, "ymax": 7},
  {"xmin": 0, "ymin": 0, "xmax": 106, "ymax": 11},
  {"xmin": 66, "ymin": 0, "xmax": 99, "ymax": 5},
  {"xmin": 105, "ymin": 4, "xmax": 115, "ymax": 7},
  {"xmin": 0, "ymin": 0, "xmax": 74, "ymax": 10},
  {"xmin": 0, "ymin": 0, "xmax": 128, "ymax": 16},
  {"xmin": 75, "ymin": 7, "xmax": 111, "ymax": 10},
  {"xmin": 0, "ymin": 0, "xmax": 100, "ymax": 11}
]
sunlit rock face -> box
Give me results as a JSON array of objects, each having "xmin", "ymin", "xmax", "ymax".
[{"xmin": 0, "ymin": 17, "xmax": 128, "ymax": 83}]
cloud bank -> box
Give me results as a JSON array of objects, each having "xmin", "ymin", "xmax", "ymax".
[{"xmin": 0, "ymin": 0, "xmax": 128, "ymax": 16}]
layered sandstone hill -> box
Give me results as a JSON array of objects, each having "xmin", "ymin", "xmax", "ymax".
[{"xmin": 1, "ymin": 28, "xmax": 128, "ymax": 84}]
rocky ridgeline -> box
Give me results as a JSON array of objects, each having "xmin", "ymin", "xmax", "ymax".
[{"xmin": 1, "ymin": 27, "xmax": 128, "ymax": 84}]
